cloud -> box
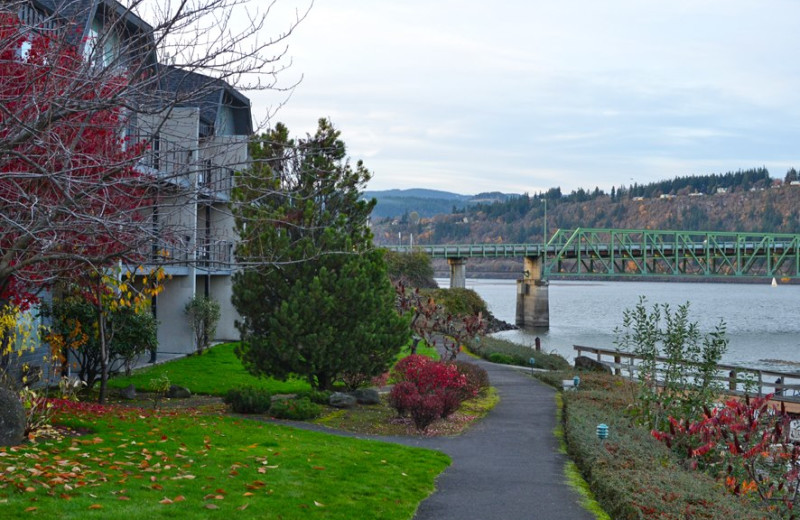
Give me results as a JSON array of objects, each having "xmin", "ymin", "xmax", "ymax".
[{"xmin": 244, "ymin": 0, "xmax": 800, "ymax": 195}]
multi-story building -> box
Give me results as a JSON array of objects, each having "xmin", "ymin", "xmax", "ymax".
[
  {"xmin": 138, "ymin": 66, "xmax": 250, "ymax": 355},
  {"xmin": 8, "ymin": 0, "xmax": 249, "ymax": 370}
]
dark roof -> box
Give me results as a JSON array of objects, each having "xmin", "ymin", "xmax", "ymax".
[
  {"xmin": 24, "ymin": 0, "xmax": 158, "ymax": 68},
  {"xmin": 161, "ymin": 66, "xmax": 252, "ymax": 136},
  {"xmin": 16, "ymin": 0, "xmax": 251, "ymax": 137}
]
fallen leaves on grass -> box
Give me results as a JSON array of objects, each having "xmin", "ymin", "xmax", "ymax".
[{"xmin": 0, "ymin": 403, "xmax": 279, "ymax": 512}]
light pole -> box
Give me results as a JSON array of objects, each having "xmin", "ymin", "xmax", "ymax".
[{"xmin": 543, "ymin": 199, "xmax": 547, "ymax": 244}]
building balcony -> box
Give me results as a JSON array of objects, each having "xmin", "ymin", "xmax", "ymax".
[{"xmin": 196, "ymin": 240, "xmax": 235, "ymax": 274}]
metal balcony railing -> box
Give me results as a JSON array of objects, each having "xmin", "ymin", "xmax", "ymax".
[{"xmin": 197, "ymin": 240, "xmax": 234, "ymax": 271}]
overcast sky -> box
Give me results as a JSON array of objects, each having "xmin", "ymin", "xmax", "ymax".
[{"xmin": 248, "ymin": 1, "xmax": 800, "ymax": 195}]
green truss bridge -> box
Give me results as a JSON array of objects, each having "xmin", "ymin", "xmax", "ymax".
[{"xmin": 385, "ymin": 228, "xmax": 800, "ymax": 328}]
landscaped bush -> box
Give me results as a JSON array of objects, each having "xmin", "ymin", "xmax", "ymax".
[
  {"xmin": 652, "ymin": 394, "xmax": 800, "ymax": 517},
  {"xmin": 270, "ymin": 397, "xmax": 321, "ymax": 420},
  {"xmin": 223, "ymin": 386, "xmax": 272, "ymax": 414},
  {"xmin": 393, "ymin": 355, "xmax": 467, "ymax": 394},
  {"xmin": 410, "ymin": 394, "xmax": 444, "ymax": 432},
  {"xmin": 549, "ymin": 372, "xmax": 768, "ymax": 520},
  {"xmin": 389, "ymin": 354, "xmax": 473, "ymax": 430},
  {"xmin": 300, "ymin": 389, "xmax": 333, "ymax": 405},
  {"xmin": 452, "ymin": 361, "xmax": 489, "ymax": 396},
  {"xmin": 435, "ymin": 388, "xmax": 463, "ymax": 419},
  {"xmin": 470, "ymin": 336, "xmax": 570, "ymax": 371},
  {"xmin": 487, "ymin": 352, "xmax": 517, "ymax": 365},
  {"xmin": 388, "ymin": 381, "xmax": 419, "ymax": 417},
  {"xmin": 391, "ymin": 354, "xmax": 432, "ymax": 384}
]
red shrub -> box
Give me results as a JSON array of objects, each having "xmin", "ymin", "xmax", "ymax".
[
  {"xmin": 436, "ymin": 388, "xmax": 463, "ymax": 418},
  {"xmin": 453, "ymin": 361, "xmax": 489, "ymax": 397},
  {"xmin": 392, "ymin": 355, "xmax": 470, "ymax": 422},
  {"xmin": 392, "ymin": 354, "xmax": 432, "ymax": 383},
  {"xmin": 388, "ymin": 381, "xmax": 420, "ymax": 417},
  {"xmin": 415, "ymin": 361, "xmax": 467, "ymax": 394},
  {"xmin": 410, "ymin": 394, "xmax": 444, "ymax": 432}
]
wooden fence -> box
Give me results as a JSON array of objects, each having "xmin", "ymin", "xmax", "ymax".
[{"xmin": 574, "ymin": 345, "xmax": 800, "ymax": 402}]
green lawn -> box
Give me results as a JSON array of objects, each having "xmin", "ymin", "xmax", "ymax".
[
  {"xmin": 109, "ymin": 342, "xmax": 441, "ymax": 397},
  {"xmin": 108, "ymin": 343, "xmax": 312, "ymax": 396},
  {"xmin": 0, "ymin": 402, "xmax": 450, "ymax": 519}
]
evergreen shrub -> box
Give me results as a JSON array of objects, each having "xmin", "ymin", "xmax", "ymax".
[
  {"xmin": 301, "ymin": 389, "xmax": 333, "ymax": 405},
  {"xmin": 487, "ymin": 352, "xmax": 517, "ymax": 365},
  {"xmin": 547, "ymin": 372, "xmax": 768, "ymax": 520},
  {"xmin": 270, "ymin": 397, "xmax": 321, "ymax": 420},
  {"xmin": 223, "ymin": 386, "xmax": 272, "ymax": 414}
]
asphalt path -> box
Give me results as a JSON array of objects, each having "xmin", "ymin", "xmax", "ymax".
[
  {"xmin": 407, "ymin": 357, "xmax": 597, "ymax": 520},
  {"xmin": 269, "ymin": 355, "xmax": 599, "ymax": 520}
]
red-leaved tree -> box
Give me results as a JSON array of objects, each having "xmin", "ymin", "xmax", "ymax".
[{"xmin": 0, "ymin": 13, "xmax": 151, "ymax": 307}]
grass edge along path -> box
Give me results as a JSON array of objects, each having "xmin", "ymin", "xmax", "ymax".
[
  {"xmin": 0, "ymin": 402, "xmax": 450, "ymax": 519},
  {"xmin": 554, "ymin": 392, "xmax": 611, "ymax": 520}
]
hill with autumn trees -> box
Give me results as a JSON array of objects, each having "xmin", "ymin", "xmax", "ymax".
[{"xmin": 370, "ymin": 167, "xmax": 800, "ymax": 276}]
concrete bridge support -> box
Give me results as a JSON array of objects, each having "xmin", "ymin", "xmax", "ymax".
[
  {"xmin": 448, "ymin": 257, "xmax": 467, "ymax": 288},
  {"xmin": 516, "ymin": 255, "xmax": 549, "ymax": 329}
]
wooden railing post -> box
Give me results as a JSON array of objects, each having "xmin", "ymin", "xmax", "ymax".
[
  {"xmin": 729, "ymin": 370, "xmax": 737, "ymax": 392},
  {"xmin": 614, "ymin": 355, "xmax": 621, "ymax": 376}
]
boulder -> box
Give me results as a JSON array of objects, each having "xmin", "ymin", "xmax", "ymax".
[
  {"xmin": 119, "ymin": 384, "xmax": 137, "ymax": 400},
  {"xmin": 352, "ymin": 388, "xmax": 380, "ymax": 405},
  {"xmin": 574, "ymin": 355, "xmax": 612, "ymax": 374},
  {"xmin": 0, "ymin": 387, "xmax": 26, "ymax": 447},
  {"xmin": 166, "ymin": 385, "xmax": 191, "ymax": 399},
  {"xmin": 328, "ymin": 392, "xmax": 357, "ymax": 409}
]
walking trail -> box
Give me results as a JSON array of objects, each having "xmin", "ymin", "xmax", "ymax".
[
  {"xmin": 406, "ymin": 356, "xmax": 597, "ymax": 520},
  {"xmin": 275, "ymin": 354, "xmax": 600, "ymax": 520}
]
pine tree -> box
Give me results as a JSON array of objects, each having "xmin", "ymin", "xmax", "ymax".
[{"xmin": 231, "ymin": 119, "xmax": 410, "ymax": 390}]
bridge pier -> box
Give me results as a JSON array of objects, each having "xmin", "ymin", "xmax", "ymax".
[
  {"xmin": 448, "ymin": 257, "xmax": 467, "ymax": 289},
  {"xmin": 516, "ymin": 256, "xmax": 549, "ymax": 329}
]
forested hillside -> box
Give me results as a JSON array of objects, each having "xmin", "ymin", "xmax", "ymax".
[
  {"xmin": 372, "ymin": 169, "xmax": 800, "ymax": 278},
  {"xmin": 365, "ymin": 189, "xmax": 514, "ymax": 219}
]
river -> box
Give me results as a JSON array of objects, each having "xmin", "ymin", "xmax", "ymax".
[{"xmin": 437, "ymin": 278, "xmax": 800, "ymax": 373}]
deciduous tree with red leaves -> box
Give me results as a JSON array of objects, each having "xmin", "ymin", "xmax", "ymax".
[
  {"xmin": 0, "ymin": 13, "xmax": 151, "ymax": 307},
  {"xmin": 0, "ymin": 0, "xmax": 308, "ymax": 306},
  {"xmin": 0, "ymin": 0, "xmax": 308, "ymax": 392}
]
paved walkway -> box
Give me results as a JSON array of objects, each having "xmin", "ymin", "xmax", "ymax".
[
  {"xmin": 407, "ymin": 356, "xmax": 597, "ymax": 520},
  {"xmin": 271, "ymin": 355, "xmax": 598, "ymax": 520}
]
